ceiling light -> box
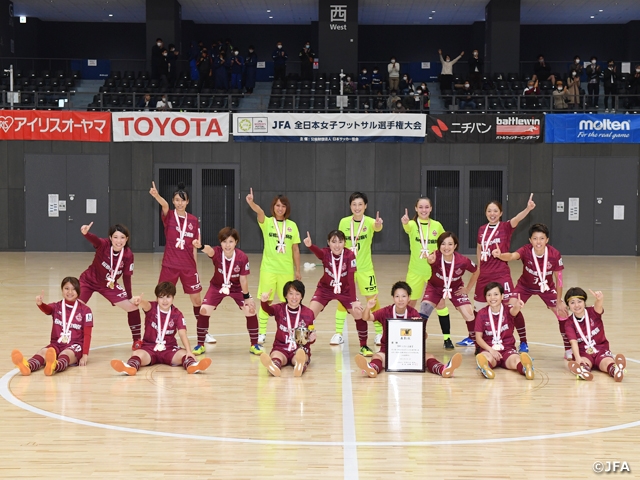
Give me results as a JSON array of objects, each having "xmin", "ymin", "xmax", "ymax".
[
  {"xmin": 20, "ymin": 16, "xmax": 27, "ymax": 23},
  {"xmin": 432, "ymin": 10, "xmax": 436, "ymax": 13},
  {"xmin": 429, "ymin": 16, "xmax": 433, "ymax": 19},
  {"xmin": 108, "ymin": 13, "xmax": 113, "ymax": 17},
  {"xmin": 599, "ymin": 9, "xmax": 603, "ymax": 11},
  {"xmin": 267, "ymin": 9, "xmax": 271, "ymax": 12},
  {"xmin": 269, "ymin": 15, "xmax": 273, "ymax": 18},
  {"xmin": 590, "ymin": 15, "xmax": 595, "ymax": 18}
]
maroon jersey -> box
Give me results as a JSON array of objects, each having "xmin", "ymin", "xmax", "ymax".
[
  {"xmin": 207, "ymin": 246, "xmax": 250, "ymax": 292},
  {"xmin": 428, "ymin": 251, "xmax": 477, "ymax": 290},
  {"xmin": 310, "ymin": 245, "xmax": 357, "ymax": 295},
  {"xmin": 373, "ymin": 304, "xmax": 422, "ymax": 355},
  {"xmin": 564, "ymin": 307, "xmax": 610, "ymax": 353},
  {"xmin": 46, "ymin": 300, "xmax": 93, "ymax": 353},
  {"xmin": 82, "ymin": 233, "xmax": 134, "ymax": 285},
  {"xmin": 264, "ymin": 302, "xmax": 316, "ymax": 352},
  {"xmin": 477, "ymin": 221, "xmax": 514, "ymax": 278},
  {"xmin": 474, "ymin": 305, "xmax": 517, "ymax": 351},
  {"xmin": 141, "ymin": 301, "xmax": 186, "ymax": 350},
  {"xmin": 515, "ymin": 244, "xmax": 564, "ymax": 292},
  {"xmin": 161, "ymin": 209, "xmax": 200, "ymax": 270}
]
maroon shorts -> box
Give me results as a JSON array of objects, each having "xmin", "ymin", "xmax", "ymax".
[
  {"xmin": 202, "ymin": 285, "xmax": 245, "ymax": 309},
  {"xmin": 311, "ymin": 287, "xmax": 357, "ymax": 310},
  {"xmin": 573, "ymin": 348, "xmax": 613, "ymax": 370},
  {"xmin": 474, "ymin": 274, "xmax": 516, "ymax": 302},
  {"xmin": 271, "ymin": 344, "xmax": 311, "ymax": 364},
  {"xmin": 422, "ymin": 283, "xmax": 471, "ymax": 308},
  {"xmin": 515, "ymin": 285, "xmax": 561, "ymax": 315},
  {"xmin": 139, "ymin": 344, "xmax": 183, "ymax": 366},
  {"xmin": 80, "ymin": 272, "xmax": 130, "ymax": 305},
  {"xmin": 159, "ymin": 265, "xmax": 203, "ymax": 294},
  {"xmin": 46, "ymin": 342, "xmax": 82, "ymax": 357}
]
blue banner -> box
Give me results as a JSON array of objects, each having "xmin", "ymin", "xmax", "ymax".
[{"xmin": 545, "ymin": 114, "xmax": 640, "ymax": 143}]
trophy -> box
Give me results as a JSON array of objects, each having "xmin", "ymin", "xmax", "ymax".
[{"xmin": 294, "ymin": 322, "xmax": 314, "ymax": 345}]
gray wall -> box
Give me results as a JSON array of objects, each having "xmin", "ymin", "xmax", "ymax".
[{"xmin": 1, "ymin": 139, "xmax": 639, "ymax": 255}]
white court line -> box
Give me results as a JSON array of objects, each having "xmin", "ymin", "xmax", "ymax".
[{"xmin": 340, "ymin": 322, "xmax": 359, "ymax": 480}]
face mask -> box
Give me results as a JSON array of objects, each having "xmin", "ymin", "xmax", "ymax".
[
  {"xmin": 396, "ymin": 103, "xmax": 402, "ymax": 108},
  {"xmin": 636, "ymin": 69, "xmax": 640, "ymax": 73},
  {"xmin": 539, "ymin": 59, "xmax": 544, "ymax": 63},
  {"xmin": 277, "ymin": 45, "xmax": 282, "ymax": 49},
  {"xmin": 557, "ymin": 87, "xmax": 563, "ymax": 91},
  {"xmin": 391, "ymin": 59, "xmax": 395, "ymax": 63},
  {"xmin": 157, "ymin": 42, "xmax": 162, "ymax": 47},
  {"xmin": 234, "ymin": 51, "xmax": 239, "ymax": 55},
  {"xmin": 591, "ymin": 60, "xmax": 596, "ymax": 65},
  {"xmin": 473, "ymin": 52, "xmax": 478, "ymax": 57},
  {"xmin": 609, "ymin": 65, "xmax": 614, "ymax": 69},
  {"xmin": 305, "ymin": 44, "xmax": 310, "ymax": 48},
  {"xmin": 572, "ymin": 71, "xmax": 577, "ymax": 76},
  {"xmin": 363, "ymin": 70, "xmax": 367, "ymax": 74},
  {"xmin": 346, "ymin": 77, "xmax": 351, "ymax": 81},
  {"xmin": 575, "ymin": 59, "xmax": 580, "ymax": 64},
  {"xmin": 416, "ymin": 90, "xmax": 422, "ymax": 94},
  {"xmin": 464, "ymin": 84, "xmax": 470, "ymax": 88},
  {"xmin": 373, "ymin": 70, "xmax": 378, "ymax": 74},
  {"xmin": 163, "ymin": 53, "xmax": 167, "ymax": 56},
  {"xmin": 249, "ymin": 50, "xmax": 254, "ymax": 53},
  {"xmin": 403, "ymin": 76, "xmax": 407, "ymax": 80}
]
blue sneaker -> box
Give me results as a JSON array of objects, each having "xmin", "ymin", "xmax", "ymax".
[
  {"xmin": 519, "ymin": 342, "xmax": 529, "ymax": 353},
  {"xmin": 456, "ymin": 337, "xmax": 475, "ymax": 347},
  {"xmin": 192, "ymin": 344, "xmax": 205, "ymax": 356}
]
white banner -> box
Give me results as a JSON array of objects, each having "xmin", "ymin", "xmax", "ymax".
[
  {"xmin": 233, "ymin": 113, "xmax": 426, "ymax": 143},
  {"xmin": 112, "ymin": 112, "xmax": 229, "ymax": 142}
]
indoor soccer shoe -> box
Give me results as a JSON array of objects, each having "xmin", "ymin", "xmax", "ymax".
[
  {"xmin": 110, "ymin": 359, "xmax": 137, "ymax": 376},
  {"xmin": 564, "ymin": 349, "xmax": 573, "ymax": 361},
  {"xmin": 518, "ymin": 342, "xmax": 529, "ymax": 353},
  {"xmin": 11, "ymin": 349, "xmax": 31, "ymax": 376},
  {"xmin": 257, "ymin": 334, "xmax": 266, "ymax": 345},
  {"xmin": 132, "ymin": 339, "xmax": 143, "ymax": 351},
  {"xmin": 260, "ymin": 352, "xmax": 281, "ymax": 377},
  {"xmin": 293, "ymin": 348, "xmax": 307, "ymax": 377},
  {"xmin": 476, "ymin": 354, "xmax": 495, "ymax": 379},
  {"xmin": 456, "ymin": 337, "xmax": 475, "ymax": 347},
  {"xmin": 568, "ymin": 361, "xmax": 593, "ymax": 381},
  {"xmin": 614, "ymin": 354, "xmax": 627, "ymax": 382},
  {"xmin": 442, "ymin": 353, "xmax": 463, "ymax": 378},
  {"xmin": 443, "ymin": 338, "xmax": 455, "ymax": 350},
  {"xmin": 192, "ymin": 344, "xmax": 205, "ymax": 356},
  {"xmin": 330, "ymin": 333, "xmax": 344, "ymax": 345},
  {"xmin": 355, "ymin": 354, "xmax": 378, "ymax": 378},
  {"xmin": 374, "ymin": 334, "xmax": 382, "ymax": 346},
  {"xmin": 520, "ymin": 352, "xmax": 535, "ymax": 380},
  {"xmin": 250, "ymin": 344, "xmax": 264, "ymax": 355},
  {"xmin": 205, "ymin": 333, "xmax": 217, "ymax": 344},
  {"xmin": 44, "ymin": 347, "xmax": 57, "ymax": 376},
  {"xmin": 187, "ymin": 357, "xmax": 212, "ymax": 374},
  {"xmin": 360, "ymin": 345, "xmax": 374, "ymax": 357}
]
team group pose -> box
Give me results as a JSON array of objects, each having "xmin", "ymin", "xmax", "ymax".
[{"xmin": 11, "ymin": 184, "xmax": 627, "ymax": 385}]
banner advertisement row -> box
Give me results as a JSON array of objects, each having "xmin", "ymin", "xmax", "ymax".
[{"xmin": 1, "ymin": 110, "xmax": 638, "ymax": 144}]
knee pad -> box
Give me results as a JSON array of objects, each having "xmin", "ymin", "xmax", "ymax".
[{"xmin": 420, "ymin": 302, "xmax": 435, "ymax": 319}]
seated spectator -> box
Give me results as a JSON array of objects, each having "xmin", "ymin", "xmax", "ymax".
[
  {"xmin": 387, "ymin": 90, "xmax": 401, "ymax": 111},
  {"xmin": 553, "ymin": 81, "xmax": 571, "ymax": 110},
  {"xmin": 523, "ymin": 79, "xmax": 540, "ymax": 95},
  {"xmin": 156, "ymin": 95, "xmax": 172, "ymax": 111},
  {"xmin": 566, "ymin": 67, "xmax": 581, "ymax": 108},
  {"xmin": 374, "ymin": 91, "xmax": 387, "ymax": 112},
  {"xmin": 343, "ymin": 75, "xmax": 357, "ymax": 94},
  {"xmin": 407, "ymin": 88, "xmax": 426, "ymax": 111},
  {"xmin": 532, "ymin": 54, "xmax": 556, "ymax": 85},
  {"xmin": 392, "ymin": 99, "xmax": 406, "ymax": 113},
  {"xmin": 371, "ymin": 67, "xmax": 383, "ymax": 92},
  {"xmin": 418, "ymin": 83, "xmax": 431, "ymax": 111},
  {"xmin": 454, "ymin": 80, "xmax": 476, "ymax": 110},
  {"xmin": 137, "ymin": 93, "xmax": 154, "ymax": 111},
  {"xmin": 358, "ymin": 68, "xmax": 371, "ymax": 93},
  {"xmin": 399, "ymin": 74, "xmax": 414, "ymax": 95}
]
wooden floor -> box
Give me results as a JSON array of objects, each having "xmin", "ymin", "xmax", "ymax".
[{"xmin": 1, "ymin": 252, "xmax": 639, "ymax": 479}]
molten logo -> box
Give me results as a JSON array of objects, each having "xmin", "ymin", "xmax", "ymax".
[
  {"xmin": 578, "ymin": 119, "xmax": 630, "ymax": 131},
  {"xmin": 430, "ymin": 119, "xmax": 449, "ymax": 138}
]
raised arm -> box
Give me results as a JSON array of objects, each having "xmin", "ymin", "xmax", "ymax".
[
  {"xmin": 510, "ymin": 193, "xmax": 536, "ymax": 228},
  {"xmin": 589, "ymin": 289, "xmax": 604, "ymax": 315},
  {"xmin": 401, "ymin": 208, "xmax": 411, "ymax": 233},
  {"xmin": 149, "ymin": 181, "xmax": 170, "ymax": 216},
  {"xmin": 361, "ymin": 295, "xmax": 378, "ymax": 321},
  {"xmin": 192, "ymin": 239, "xmax": 215, "ymax": 258},
  {"xmin": 374, "ymin": 211, "xmax": 383, "ymax": 232},
  {"xmin": 492, "ymin": 244, "xmax": 520, "ymax": 262},
  {"xmin": 245, "ymin": 187, "xmax": 266, "ymax": 223}
]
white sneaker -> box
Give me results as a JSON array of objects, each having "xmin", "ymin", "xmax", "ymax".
[
  {"xmin": 374, "ymin": 334, "xmax": 382, "ymax": 346},
  {"xmin": 258, "ymin": 334, "xmax": 266, "ymax": 345},
  {"xmin": 330, "ymin": 333, "xmax": 344, "ymax": 345},
  {"xmin": 564, "ymin": 349, "xmax": 573, "ymax": 360},
  {"xmin": 205, "ymin": 333, "xmax": 217, "ymax": 344}
]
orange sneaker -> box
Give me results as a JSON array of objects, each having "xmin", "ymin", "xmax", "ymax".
[
  {"xmin": 110, "ymin": 359, "xmax": 137, "ymax": 376},
  {"xmin": 441, "ymin": 353, "xmax": 462, "ymax": 378},
  {"xmin": 568, "ymin": 361, "xmax": 593, "ymax": 381},
  {"xmin": 187, "ymin": 357, "xmax": 212, "ymax": 374},
  {"xmin": 44, "ymin": 347, "xmax": 57, "ymax": 376},
  {"xmin": 260, "ymin": 352, "xmax": 281, "ymax": 377},
  {"xmin": 355, "ymin": 354, "xmax": 378, "ymax": 378},
  {"xmin": 293, "ymin": 348, "xmax": 307, "ymax": 377},
  {"xmin": 11, "ymin": 349, "xmax": 31, "ymax": 376}
]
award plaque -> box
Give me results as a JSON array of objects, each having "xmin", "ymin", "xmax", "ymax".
[{"xmin": 385, "ymin": 318, "xmax": 426, "ymax": 372}]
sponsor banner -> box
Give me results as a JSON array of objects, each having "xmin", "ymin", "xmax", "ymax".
[
  {"xmin": 0, "ymin": 110, "xmax": 110, "ymax": 142},
  {"xmin": 427, "ymin": 114, "xmax": 544, "ymax": 143},
  {"xmin": 545, "ymin": 114, "xmax": 640, "ymax": 143},
  {"xmin": 112, "ymin": 112, "xmax": 229, "ymax": 142},
  {"xmin": 232, "ymin": 113, "xmax": 427, "ymax": 142}
]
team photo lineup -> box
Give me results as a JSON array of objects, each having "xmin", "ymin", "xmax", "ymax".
[{"xmin": 10, "ymin": 183, "xmax": 627, "ymax": 384}]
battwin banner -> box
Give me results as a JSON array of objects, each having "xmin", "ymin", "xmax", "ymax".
[
  {"xmin": 112, "ymin": 112, "xmax": 230, "ymax": 142},
  {"xmin": 545, "ymin": 114, "xmax": 640, "ymax": 143},
  {"xmin": 232, "ymin": 113, "xmax": 427, "ymax": 142},
  {"xmin": 427, "ymin": 114, "xmax": 544, "ymax": 143},
  {"xmin": 0, "ymin": 110, "xmax": 111, "ymax": 142}
]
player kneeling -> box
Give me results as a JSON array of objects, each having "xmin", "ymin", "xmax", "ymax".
[
  {"xmin": 564, "ymin": 287, "xmax": 626, "ymax": 382},
  {"xmin": 12, "ymin": 277, "xmax": 93, "ymax": 376},
  {"xmin": 259, "ymin": 280, "xmax": 316, "ymax": 377},
  {"xmin": 110, "ymin": 282, "xmax": 211, "ymax": 376},
  {"xmin": 475, "ymin": 282, "xmax": 534, "ymax": 380},
  {"xmin": 355, "ymin": 281, "xmax": 462, "ymax": 378}
]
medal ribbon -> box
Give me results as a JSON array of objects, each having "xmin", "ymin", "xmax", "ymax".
[
  {"xmin": 174, "ymin": 210, "xmax": 188, "ymax": 250},
  {"xmin": 273, "ymin": 218, "xmax": 287, "ymax": 254},
  {"xmin": 106, "ymin": 246, "xmax": 124, "ymax": 287},
  {"xmin": 572, "ymin": 311, "xmax": 598, "ymax": 353},
  {"xmin": 219, "ymin": 250, "xmax": 236, "ymax": 294},
  {"xmin": 480, "ymin": 224, "xmax": 499, "ymax": 262},
  {"xmin": 350, "ymin": 218, "xmax": 365, "ymax": 256},
  {"xmin": 532, "ymin": 247, "xmax": 550, "ymax": 292},
  {"xmin": 331, "ymin": 251, "xmax": 344, "ymax": 294},
  {"xmin": 155, "ymin": 305, "xmax": 171, "ymax": 350},
  {"xmin": 393, "ymin": 306, "xmax": 408, "ymax": 319},
  {"xmin": 441, "ymin": 253, "xmax": 455, "ymax": 300},
  {"xmin": 489, "ymin": 305, "xmax": 505, "ymax": 350},
  {"xmin": 59, "ymin": 301, "xmax": 78, "ymax": 344},
  {"xmin": 418, "ymin": 220, "xmax": 431, "ymax": 259},
  {"xmin": 286, "ymin": 306, "xmax": 301, "ymax": 351}
]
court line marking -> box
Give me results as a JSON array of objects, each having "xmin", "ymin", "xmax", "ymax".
[
  {"xmin": 340, "ymin": 322, "xmax": 359, "ymax": 479},
  {"xmin": 2, "ymin": 341, "xmax": 639, "ymax": 447}
]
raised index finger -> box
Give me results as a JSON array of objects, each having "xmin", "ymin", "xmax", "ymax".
[
  {"xmin": 152, "ymin": 181, "xmax": 157, "ymax": 189},
  {"xmin": 588, "ymin": 289, "xmax": 596, "ymax": 296},
  {"xmin": 404, "ymin": 208, "xmax": 408, "ymax": 216},
  {"xmin": 529, "ymin": 193, "xmax": 534, "ymax": 202},
  {"xmin": 250, "ymin": 187, "xmax": 253, "ymax": 195}
]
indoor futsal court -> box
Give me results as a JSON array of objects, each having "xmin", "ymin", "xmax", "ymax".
[{"xmin": 1, "ymin": 251, "xmax": 638, "ymax": 478}]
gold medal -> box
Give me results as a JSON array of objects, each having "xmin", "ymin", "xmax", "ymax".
[
  {"xmin": 586, "ymin": 347, "xmax": 594, "ymax": 354},
  {"xmin": 59, "ymin": 335, "xmax": 70, "ymax": 344},
  {"xmin": 107, "ymin": 281, "xmax": 115, "ymax": 289},
  {"xmin": 154, "ymin": 343, "xmax": 166, "ymax": 352}
]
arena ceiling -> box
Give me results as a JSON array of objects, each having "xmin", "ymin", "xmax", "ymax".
[{"xmin": 12, "ymin": 0, "xmax": 640, "ymax": 25}]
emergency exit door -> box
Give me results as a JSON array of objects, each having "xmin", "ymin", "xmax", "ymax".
[
  {"xmin": 25, "ymin": 155, "xmax": 109, "ymax": 252},
  {"xmin": 552, "ymin": 157, "xmax": 638, "ymax": 255}
]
